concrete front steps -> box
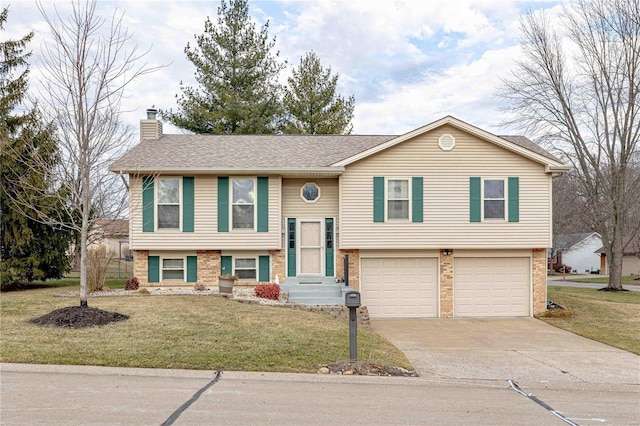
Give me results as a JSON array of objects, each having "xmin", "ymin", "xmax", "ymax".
[{"xmin": 280, "ymin": 277, "xmax": 353, "ymax": 306}]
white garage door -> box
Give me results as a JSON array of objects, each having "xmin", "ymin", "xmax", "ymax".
[
  {"xmin": 454, "ymin": 257, "xmax": 530, "ymax": 317},
  {"xmin": 361, "ymin": 257, "xmax": 438, "ymax": 318}
]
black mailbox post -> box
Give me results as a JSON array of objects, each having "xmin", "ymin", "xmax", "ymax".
[{"xmin": 345, "ymin": 291, "xmax": 361, "ymax": 363}]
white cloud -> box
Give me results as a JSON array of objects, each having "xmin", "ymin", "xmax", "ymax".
[{"xmin": 3, "ymin": 0, "xmax": 562, "ymax": 137}]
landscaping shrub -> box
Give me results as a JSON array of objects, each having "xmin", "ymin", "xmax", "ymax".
[
  {"xmin": 125, "ymin": 277, "xmax": 140, "ymax": 290},
  {"xmin": 87, "ymin": 247, "xmax": 113, "ymax": 292},
  {"xmin": 254, "ymin": 284, "xmax": 280, "ymax": 300}
]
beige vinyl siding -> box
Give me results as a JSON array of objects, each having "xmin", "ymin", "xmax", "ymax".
[
  {"xmin": 340, "ymin": 125, "xmax": 553, "ymax": 249},
  {"xmin": 130, "ymin": 175, "xmax": 281, "ymax": 250},
  {"xmin": 282, "ymin": 178, "xmax": 338, "ymax": 222}
]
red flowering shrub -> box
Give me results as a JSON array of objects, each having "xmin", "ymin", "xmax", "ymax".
[
  {"xmin": 125, "ymin": 277, "xmax": 140, "ymax": 291},
  {"xmin": 254, "ymin": 284, "xmax": 280, "ymax": 300}
]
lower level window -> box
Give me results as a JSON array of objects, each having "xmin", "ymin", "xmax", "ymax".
[
  {"xmin": 235, "ymin": 258, "xmax": 256, "ymax": 280},
  {"xmin": 162, "ymin": 258, "xmax": 184, "ymax": 281}
]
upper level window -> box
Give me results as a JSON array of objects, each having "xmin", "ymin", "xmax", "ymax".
[
  {"xmin": 387, "ymin": 179, "xmax": 409, "ymax": 219},
  {"xmin": 484, "ymin": 179, "xmax": 505, "ymax": 219},
  {"xmin": 157, "ymin": 178, "xmax": 180, "ymax": 229},
  {"xmin": 301, "ymin": 182, "xmax": 321, "ymax": 203},
  {"xmin": 232, "ymin": 178, "xmax": 255, "ymax": 229}
]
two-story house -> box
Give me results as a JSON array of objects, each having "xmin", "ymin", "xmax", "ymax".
[{"xmin": 110, "ymin": 110, "xmax": 568, "ymax": 319}]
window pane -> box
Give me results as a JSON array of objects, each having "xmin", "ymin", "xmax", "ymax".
[
  {"xmin": 236, "ymin": 269, "xmax": 256, "ymax": 280},
  {"xmin": 163, "ymin": 258, "xmax": 183, "ymax": 268},
  {"xmin": 388, "ymin": 200, "xmax": 409, "ymax": 219},
  {"xmin": 235, "ymin": 258, "xmax": 256, "ymax": 268},
  {"xmin": 158, "ymin": 205, "xmax": 180, "ymax": 229},
  {"xmin": 158, "ymin": 179, "xmax": 180, "ymax": 203},
  {"xmin": 388, "ymin": 180, "xmax": 408, "ymax": 199},
  {"xmin": 233, "ymin": 179, "xmax": 254, "ymax": 204},
  {"xmin": 232, "ymin": 205, "xmax": 254, "ymax": 228},
  {"xmin": 484, "ymin": 180, "xmax": 504, "ymax": 198},
  {"xmin": 163, "ymin": 269, "xmax": 184, "ymax": 280},
  {"xmin": 302, "ymin": 183, "xmax": 319, "ymax": 201},
  {"xmin": 484, "ymin": 200, "xmax": 505, "ymax": 218}
]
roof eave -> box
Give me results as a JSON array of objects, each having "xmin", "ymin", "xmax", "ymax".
[{"xmin": 109, "ymin": 166, "xmax": 346, "ymax": 177}]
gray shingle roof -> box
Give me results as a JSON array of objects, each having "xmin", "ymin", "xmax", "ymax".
[
  {"xmin": 110, "ymin": 126, "xmax": 561, "ymax": 172},
  {"xmin": 499, "ymin": 135, "xmax": 562, "ymax": 162},
  {"xmin": 110, "ymin": 134, "xmax": 395, "ymax": 172}
]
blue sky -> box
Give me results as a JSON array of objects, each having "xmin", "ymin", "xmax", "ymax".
[{"xmin": 5, "ymin": 0, "xmax": 563, "ymax": 136}]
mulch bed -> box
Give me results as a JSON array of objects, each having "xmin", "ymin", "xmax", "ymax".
[{"xmin": 30, "ymin": 306, "xmax": 129, "ymax": 329}]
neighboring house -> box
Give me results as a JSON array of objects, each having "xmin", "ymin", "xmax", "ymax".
[
  {"xmin": 89, "ymin": 219, "xmax": 130, "ymax": 258},
  {"xmin": 109, "ymin": 111, "xmax": 569, "ymax": 318},
  {"xmin": 551, "ymin": 233, "xmax": 603, "ymax": 273},
  {"xmin": 596, "ymin": 238, "xmax": 640, "ymax": 276}
]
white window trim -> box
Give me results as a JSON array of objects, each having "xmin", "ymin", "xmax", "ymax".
[
  {"xmin": 234, "ymin": 256, "xmax": 258, "ymax": 281},
  {"xmin": 230, "ymin": 177, "xmax": 257, "ymax": 231},
  {"xmin": 156, "ymin": 177, "xmax": 182, "ymax": 231},
  {"xmin": 385, "ymin": 177, "xmax": 411, "ymax": 221},
  {"xmin": 481, "ymin": 177, "xmax": 508, "ymax": 221},
  {"xmin": 300, "ymin": 182, "xmax": 321, "ymax": 203},
  {"xmin": 160, "ymin": 256, "xmax": 186, "ymax": 282}
]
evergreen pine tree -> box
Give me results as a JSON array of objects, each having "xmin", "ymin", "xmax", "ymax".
[
  {"xmin": 283, "ymin": 51, "xmax": 355, "ymax": 135},
  {"xmin": 162, "ymin": 0, "xmax": 284, "ymax": 134},
  {"xmin": 0, "ymin": 7, "xmax": 74, "ymax": 286}
]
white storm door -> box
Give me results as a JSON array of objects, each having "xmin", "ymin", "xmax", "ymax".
[{"xmin": 298, "ymin": 220, "xmax": 323, "ymax": 275}]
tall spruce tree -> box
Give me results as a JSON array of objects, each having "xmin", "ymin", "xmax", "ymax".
[
  {"xmin": 162, "ymin": 0, "xmax": 284, "ymax": 134},
  {"xmin": 283, "ymin": 51, "xmax": 355, "ymax": 134},
  {"xmin": 0, "ymin": 7, "xmax": 74, "ymax": 286}
]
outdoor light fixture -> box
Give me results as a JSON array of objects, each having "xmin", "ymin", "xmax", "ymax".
[{"xmin": 443, "ymin": 249, "xmax": 452, "ymax": 256}]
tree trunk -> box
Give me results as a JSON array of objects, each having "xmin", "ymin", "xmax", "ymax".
[{"xmin": 606, "ymin": 241, "xmax": 624, "ymax": 291}]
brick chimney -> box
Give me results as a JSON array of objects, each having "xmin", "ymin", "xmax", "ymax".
[{"xmin": 140, "ymin": 108, "xmax": 163, "ymax": 140}]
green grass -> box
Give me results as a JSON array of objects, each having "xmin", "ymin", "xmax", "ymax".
[
  {"xmin": 0, "ymin": 286, "xmax": 413, "ymax": 373},
  {"xmin": 566, "ymin": 275, "xmax": 640, "ymax": 285},
  {"xmin": 541, "ymin": 286, "xmax": 640, "ymax": 355}
]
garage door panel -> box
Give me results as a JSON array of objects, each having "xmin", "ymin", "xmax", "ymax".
[
  {"xmin": 454, "ymin": 257, "xmax": 530, "ymax": 317},
  {"xmin": 362, "ymin": 257, "xmax": 438, "ymax": 319}
]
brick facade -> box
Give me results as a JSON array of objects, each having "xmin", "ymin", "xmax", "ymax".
[
  {"xmin": 337, "ymin": 249, "xmax": 360, "ymax": 289},
  {"xmin": 532, "ymin": 248, "xmax": 547, "ymax": 316},
  {"xmin": 270, "ymin": 250, "xmax": 285, "ymax": 283},
  {"xmin": 439, "ymin": 250, "xmax": 454, "ymax": 318},
  {"xmin": 196, "ymin": 250, "xmax": 219, "ymax": 287},
  {"xmin": 134, "ymin": 250, "xmax": 149, "ymax": 286}
]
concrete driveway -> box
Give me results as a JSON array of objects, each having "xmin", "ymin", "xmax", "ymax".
[
  {"xmin": 370, "ymin": 318, "xmax": 639, "ymax": 384},
  {"xmin": 371, "ymin": 318, "xmax": 640, "ymax": 424}
]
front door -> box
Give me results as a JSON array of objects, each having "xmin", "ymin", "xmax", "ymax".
[{"xmin": 299, "ymin": 220, "xmax": 323, "ymax": 275}]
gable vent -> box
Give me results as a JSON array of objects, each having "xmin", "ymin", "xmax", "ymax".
[{"xmin": 438, "ymin": 133, "xmax": 456, "ymax": 151}]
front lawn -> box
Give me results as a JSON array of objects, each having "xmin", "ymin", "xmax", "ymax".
[
  {"xmin": 0, "ymin": 286, "xmax": 413, "ymax": 373},
  {"xmin": 565, "ymin": 275, "xmax": 640, "ymax": 285},
  {"xmin": 541, "ymin": 286, "xmax": 640, "ymax": 355}
]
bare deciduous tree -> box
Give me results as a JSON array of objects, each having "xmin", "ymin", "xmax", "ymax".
[
  {"xmin": 499, "ymin": 0, "xmax": 640, "ymax": 290},
  {"xmin": 7, "ymin": 0, "xmax": 161, "ymax": 306}
]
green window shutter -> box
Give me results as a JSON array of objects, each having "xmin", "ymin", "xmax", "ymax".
[
  {"xmin": 469, "ymin": 177, "xmax": 481, "ymax": 222},
  {"xmin": 186, "ymin": 255, "xmax": 197, "ymax": 282},
  {"xmin": 221, "ymin": 256, "xmax": 232, "ymax": 275},
  {"xmin": 257, "ymin": 177, "xmax": 269, "ymax": 232},
  {"xmin": 508, "ymin": 177, "xmax": 520, "ymax": 222},
  {"xmin": 259, "ymin": 255, "xmax": 269, "ymax": 282},
  {"xmin": 373, "ymin": 176, "xmax": 384, "ymax": 222},
  {"xmin": 148, "ymin": 255, "xmax": 160, "ymax": 283},
  {"xmin": 325, "ymin": 218, "xmax": 334, "ymax": 276},
  {"xmin": 142, "ymin": 176, "xmax": 155, "ymax": 232},
  {"xmin": 412, "ymin": 177, "xmax": 423, "ymax": 223},
  {"xmin": 218, "ymin": 177, "xmax": 229, "ymax": 232},
  {"xmin": 183, "ymin": 177, "xmax": 194, "ymax": 232},
  {"xmin": 287, "ymin": 218, "xmax": 296, "ymax": 277}
]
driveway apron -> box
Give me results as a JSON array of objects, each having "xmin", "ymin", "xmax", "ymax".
[{"xmin": 370, "ymin": 318, "xmax": 639, "ymax": 385}]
